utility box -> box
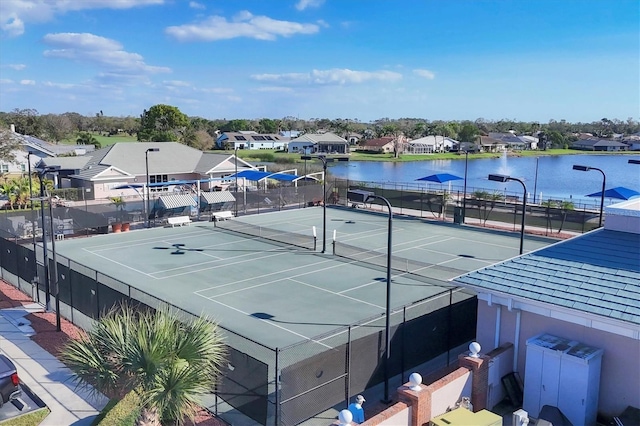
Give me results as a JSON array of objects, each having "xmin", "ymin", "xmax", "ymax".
[{"xmin": 454, "ymin": 206, "xmax": 464, "ymax": 224}]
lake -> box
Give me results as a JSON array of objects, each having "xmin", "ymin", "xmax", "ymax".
[{"xmin": 329, "ymin": 153, "xmax": 640, "ymax": 206}]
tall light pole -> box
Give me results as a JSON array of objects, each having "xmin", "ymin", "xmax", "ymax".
[
  {"xmin": 532, "ymin": 157, "xmax": 539, "ymax": 204},
  {"xmin": 27, "ymin": 152, "xmax": 36, "ymax": 247},
  {"xmin": 365, "ymin": 194, "xmax": 393, "ymax": 404},
  {"xmin": 48, "ymin": 196, "xmax": 61, "ymax": 331},
  {"xmin": 488, "ymin": 174, "xmax": 527, "ymax": 255},
  {"xmin": 234, "ymin": 145, "xmax": 238, "ymax": 217},
  {"xmin": 462, "ymin": 149, "xmax": 469, "ymax": 223},
  {"xmin": 34, "ymin": 166, "xmax": 61, "ymax": 313},
  {"xmin": 573, "ymin": 164, "xmax": 605, "ymax": 227},
  {"xmin": 145, "ymin": 148, "xmax": 160, "ymax": 228},
  {"xmin": 301, "ymin": 155, "xmax": 349, "ymax": 253}
]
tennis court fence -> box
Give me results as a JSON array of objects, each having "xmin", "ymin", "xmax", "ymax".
[{"xmin": 0, "ymin": 227, "xmax": 477, "ymax": 425}]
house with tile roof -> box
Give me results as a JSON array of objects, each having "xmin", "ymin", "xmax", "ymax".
[
  {"xmin": 215, "ymin": 131, "xmax": 286, "ymax": 150},
  {"xmin": 287, "ymin": 132, "xmax": 349, "ymax": 154},
  {"xmin": 405, "ymin": 135, "xmax": 459, "ymax": 154},
  {"xmin": 452, "ymin": 198, "xmax": 640, "ymax": 420},
  {"xmin": 38, "ymin": 142, "xmax": 257, "ymax": 200},
  {"xmin": 0, "ymin": 125, "xmax": 95, "ymax": 175},
  {"xmin": 571, "ymin": 138, "xmax": 630, "ymax": 151},
  {"xmin": 356, "ymin": 137, "xmax": 395, "ymax": 153}
]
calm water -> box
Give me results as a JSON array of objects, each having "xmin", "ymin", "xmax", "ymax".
[{"xmin": 329, "ymin": 153, "xmax": 640, "ymax": 206}]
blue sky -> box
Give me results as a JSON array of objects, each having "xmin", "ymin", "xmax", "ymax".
[{"xmin": 0, "ymin": 0, "xmax": 638, "ymax": 123}]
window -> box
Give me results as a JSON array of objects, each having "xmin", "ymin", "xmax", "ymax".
[
  {"xmin": 150, "ymin": 174, "xmax": 169, "ymax": 192},
  {"xmin": 21, "ymin": 164, "xmax": 26, "ymax": 172},
  {"xmin": 0, "ymin": 164, "xmax": 8, "ymax": 173}
]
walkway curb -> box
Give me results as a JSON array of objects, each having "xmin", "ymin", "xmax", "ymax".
[{"xmin": 0, "ymin": 306, "xmax": 108, "ymax": 425}]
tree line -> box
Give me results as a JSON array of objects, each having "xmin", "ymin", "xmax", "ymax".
[{"xmin": 1, "ymin": 106, "xmax": 638, "ymax": 152}]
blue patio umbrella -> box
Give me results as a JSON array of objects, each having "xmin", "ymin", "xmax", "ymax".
[
  {"xmin": 416, "ymin": 173, "xmax": 463, "ymax": 184},
  {"xmin": 586, "ymin": 186, "xmax": 640, "ymax": 201}
]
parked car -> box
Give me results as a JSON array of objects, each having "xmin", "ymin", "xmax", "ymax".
[{"xmin": 0, "ymin": 355, "xmax": 21, "ymax": 407}]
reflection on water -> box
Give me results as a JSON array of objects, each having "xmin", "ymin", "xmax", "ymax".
[{"xmin": 330, "ymin": 153, "xmax": 640, "ymax": 205}]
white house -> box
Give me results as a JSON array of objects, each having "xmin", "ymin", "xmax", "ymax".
[
  {"xmin": 287, "ymin": 132, "xmax": 349, "ymax": 154},
  {"xmin": 216, "ymin": 131, "xmax": 286, "ymax": 150},
  {"xmin": 405, "ymin": 136, "xmax": 458, "ymax": 154}
]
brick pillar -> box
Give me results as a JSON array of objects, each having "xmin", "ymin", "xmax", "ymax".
[
  {"xmin": 458, "ymin": 354, "xmax": 490, "ymax": 411},
  {"xmin": 397, "ymin": 383, "xmax": 429, "ymax": 426}
]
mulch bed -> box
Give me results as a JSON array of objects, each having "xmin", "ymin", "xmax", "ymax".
[{"xmin": 0, "ymin": 280, "xmax": 226, "ymax": 426}]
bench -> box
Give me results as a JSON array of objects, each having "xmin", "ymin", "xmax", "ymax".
[
  {"xmin": 167, "ymin": 216, "xmax": 192, "ymax": 227},
  {"xmin": 211, "ymin": 211, "xmax": 234, "ymax": 221}
]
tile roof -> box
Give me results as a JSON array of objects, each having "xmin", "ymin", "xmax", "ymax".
[{"xmin": 454, "ymin": 229, "xmax": 640, "ymax": 326}]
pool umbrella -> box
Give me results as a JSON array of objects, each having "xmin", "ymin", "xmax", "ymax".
[
  {"xmin": 586, "ymin": 186, "xmax": 640, "ymax": 201},
  {"xmin": 416, "ymin": 173, "xmax": 463, "ymax": 184}
]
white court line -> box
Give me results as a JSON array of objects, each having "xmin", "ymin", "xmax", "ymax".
[
  {"xmin": 194, "ymin": 293, "xmax": 332, "ymax": 349},
  {"xmin": 84, "ymin": 229, "xmax": 210, "ymax": 252},
  {"xmin": 153, "ymin": 250, "xmax": 291, "ymax": 279},
  {"xmin": 287, "ymin": 277, "xmax": 385, "ymax": 309},
  {"xmin": 196, "ymin": 256, "xmax": 343, "ymax": 295},
  {"xmin": 81, "ymin": 248, "xmax": 157, "ymax": 278}
]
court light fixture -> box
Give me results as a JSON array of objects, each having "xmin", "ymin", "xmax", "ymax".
[
  {"xmin": 573, "ymin": 164, "xmax": 605, "ymax": 227},
  {"xmin": 629, "ymin": 159, "xmax": 640, "ymax": 165},
  {"xmin": 365, "ymin": 194, "xmax": 393, "ymax": 404},
  {"xmin": 300, "ymin": 155, "xmax": 349, "ymax": 253},
  {"xmin": 488, "ymin": 174, "xmax": 527, "ymax": 255}
]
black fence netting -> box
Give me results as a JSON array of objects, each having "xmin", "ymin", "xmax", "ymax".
[
  {"xmin": 213, "ymin": 219, "xmax": 316, "ymax": 251},
  {"xmin": 276, "ymin": 289, "xmax": 476, "ymax": 425}
]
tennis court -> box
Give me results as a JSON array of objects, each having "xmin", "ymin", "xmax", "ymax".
[
  {"xmin": 54, "ymin": 206, "xmax": 551, "ymax": 349},
  {"xmin": 50, "ymin": 206, "xmax": 556, "ymax": 425}
]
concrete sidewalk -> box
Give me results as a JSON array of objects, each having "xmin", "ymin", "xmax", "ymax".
[{"xmin": 0, "ymin": 303, "xmax": 108, "ymax": 425}]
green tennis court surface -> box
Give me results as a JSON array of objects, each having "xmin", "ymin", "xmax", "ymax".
[{"xmin": 54, "ymin": 206, "xmax": 556, "ymax": 349}]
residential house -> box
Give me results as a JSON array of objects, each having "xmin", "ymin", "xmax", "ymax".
[
  {"xmin": 287, "ymin": 132, "xmax": 349, "ymax": 154},
  {"xmin": 406, "ymin": 136, "xmax": 459, "ymax": 154},
  {"xmin": 37, "ymin": 142, "xmax": 257, "ymax": 200},
  {"xmin": 216, "ymin": 131, "xmax": 286, "ymax": 150},
  {"xmin": 571, "ymin": 138, "xmax": 629, "ymax": 152},
  {"xmin": 357, "ymin": 137, "xmax": 395, "ymax": 153},
  {"xmin": 621, "ymin": 135, "xmax": 640, "ymax": 151},
  {"xmin": 488, "ymin": 132, "xmax": 538, "ymax": 150},
  {"xmin": 477, "ymin": 136, "xmax": 507, "ymax": 153},
  {"xmin": 0, "ymin": 125, "xmax": 94, "ymax": 175},
  {"xmin": 346, "ymin": 133, "xmax": 363, "ymax": 145},
  {"xmin": 453, "ymin": 198, "xmax": 640, "ymax": 421}
]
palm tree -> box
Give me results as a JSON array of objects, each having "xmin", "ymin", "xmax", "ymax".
[
  {"xmin": 77, "ymin": 131, "xmax": 101, "ymax": 148},
  {"xmin": 473, "ymin": 190, "xmax": 504, "ymax": 225},
  {"xmin": 61, "ymin": 303, "xmax": 225, "ymax": 426}
]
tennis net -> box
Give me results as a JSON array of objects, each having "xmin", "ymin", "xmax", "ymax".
[
  {"xmin": 214, "ymin": 219, "xmax": 316, "ymax": 251},
  {"xmin": 332, "ymin": 240, "xmax": 463, "ymax": 283}
]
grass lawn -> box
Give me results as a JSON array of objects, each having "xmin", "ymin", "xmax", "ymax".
[
  {"xmin": 0, "ymin": 407, "xmax": 50, "ymax": 426},
  {"xmin": 61, "ymin": 133, "xmax": 137, "ymax": 147}
]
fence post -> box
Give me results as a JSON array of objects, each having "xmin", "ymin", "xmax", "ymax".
[
  {"xmin": 275, "ymin": 348, "xmax": 280, "ymax": 426},
  {"xmin": 345, "ymin": 326, "xmax": 351, "ymax": 405}
]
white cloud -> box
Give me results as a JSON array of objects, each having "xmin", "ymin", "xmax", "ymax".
[
  {"xmin": 0, "ymin": 0, "xmax": 164, "ymax": 36},
  {"xmin": 189, "ymin": 1, "xmax": 205, "ymax": 10},
  {"xmin": 165, "ymin": 11, "xmax": 319, "ymax": 42},
  {"xmin": 20, "ymin": 79, "xmax": 35, "ymax": 85},
  {"xmin": 413, "ymin": 69, "xmax": 435, "ymax": 80},
  {"xmin": 295, "ymin": 0, "xmax": 325, "ymax": 11},
  {"xmin": 43, "ymin": 32, "xmax": 171, "ymax": 75},
  {"xmin": 254, "ymin": 86, "xmax": 294, "ymax": 93},
  {"xmin": 0, "ymin": 79, "xmax": 14, "ymax": 84},
  {"xmin": 251, "ymin": 69, "xmax": 403, "ymax": 85},
  {"xmin": 43, "ymin": 81, "xmax": 78, "ymax": 89},
  {"xmin": 2, "ymin": 63, "xmax": 26, "ymax": 70},
  {"xmin": 163, "ymin": 80, "xmax": 192, "ymax": 87}
]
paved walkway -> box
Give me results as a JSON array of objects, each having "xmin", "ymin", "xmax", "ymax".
[{"xmin": 0, "ymin": 303, "xmax": 108, "ymax": 425}]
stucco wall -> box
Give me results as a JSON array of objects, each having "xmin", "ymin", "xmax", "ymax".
[
  {"xmin": 430, "ymin": 371, "xmax": 472, "ymax": 417},
  {"xmin": 477, "ymin": 301, "xmax": 640, "ymax": 417}
]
